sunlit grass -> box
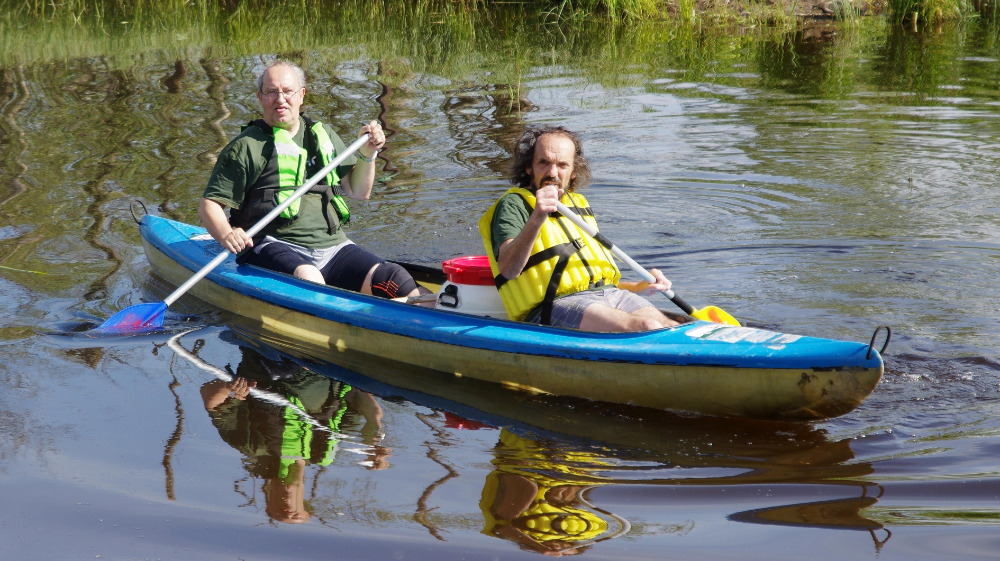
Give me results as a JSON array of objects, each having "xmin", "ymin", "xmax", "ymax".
[
  {"xmin": 887, "ymin": 0, "xmax": 979, "ymax": 22},
  {"xmin": 1, "ymin": 0, "xmax": 995, "ymax": 70},
  {"xmin": 539, "ymin": 0, "xmax": 662, "ymax": 21},
  {"xmin": 1, "ymin": 0, "xmax": 994, "ymax": 29},
  {"xmin": 0, "ymin": 0, "xmax": 794, "ymax": 75}
]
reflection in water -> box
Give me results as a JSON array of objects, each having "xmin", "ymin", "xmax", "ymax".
[
  {"xmin": 79, "ymin": 67, "xmax": 142, "ymax": 302},
  {"xmin": 161, "ymin": 61, "xmax": 187, "ymax": 94},
  {"xmin": 412, "ymin": 412, "xmax": 463, "ymax": 541},
  {"xmin": 373, "ymin": 62, "xmax": 402, "ymax": 179},
  {"xmin": 473, "ymin": 423, "xmax": 891, "ymax": 556},
  {"xmin": 0, "ymin": 65, "xmax": 29, "ymax": 212},
  {"xmin": 443, "ymin": 83, "xmax": 532, "ymax": 175},
  {"xmin": 0, "ymin": 63, "xmax": 46, "ymax": 296},
  {"xmin": 167, "ymin": 330, "xmax": 389, "ymax": 525},
  {"xmin": 243, "ymin": 322, "xmax": 894, "ymax": 548},
  {"xmin": 152, "ymin": 60, "xmax": 191, "ymax": 220},
  {"xmin": 197, "ymin": 58, "xmax": 232, "ymax": 167},
  {"xmin": 730, "ymin": 485, "xmax": 891, "ymax": 551},
  {"xmin": 480, "ymin": 428, "xmax": 629, "ymax": 556},
  {"xmin": 162, "ymin": 371, "xmax": 184, "ymax": 502}
]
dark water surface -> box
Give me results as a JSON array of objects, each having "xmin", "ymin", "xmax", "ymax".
[{"xmin": 2, "ymin": 15, "xmax": 1000, "ymax": 560}]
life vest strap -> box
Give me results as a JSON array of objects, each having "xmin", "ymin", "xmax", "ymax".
[{"xmin": 493, "ymin": 241, "xmax": 580, "ymax": 290}]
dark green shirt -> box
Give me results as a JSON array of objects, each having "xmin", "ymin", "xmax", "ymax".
[
  {"xmin": 203, "ymin": 121, "xmax": 357, "ymax": 249},
  {"xmin": 489, "ymin": 192, "xmax": 533, "ymax": 259}
]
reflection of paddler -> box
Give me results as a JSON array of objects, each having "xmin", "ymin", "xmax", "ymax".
[
  {"xmin": 479, "ymin": 429, "xmax": 628, "ymax": 555},
  {"xmin": 201, "ymin": 345, "xmax": 388, "ymax": 523},
  {"xmin": 202, "ymin": 360, "xmax": 352, "ymax": 478}
]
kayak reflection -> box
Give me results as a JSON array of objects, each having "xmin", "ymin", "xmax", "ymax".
[
  {"xmin": 195, "ymin": 338, "xmax": 390, "ymax": 524},
  {"xmin": 473, "ymin": 424, "xmax": 890, "ymax": 555},
  {"xmin": 217, "ymin": 325, "xmax": 890, "ymax": 546}
]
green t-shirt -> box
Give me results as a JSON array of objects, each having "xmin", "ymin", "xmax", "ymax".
[
  {"xmin": 203, "ymin": 121, "xmax": 357, "ymax": 249},
  {"xmin": 489, "ymin": 192, "xmax": 533, "ymax": 259}
]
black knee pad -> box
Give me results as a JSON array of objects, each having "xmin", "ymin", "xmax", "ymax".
[{"xmin": 369, "ymin": 262, "xmax": 418, "ymax": 299}]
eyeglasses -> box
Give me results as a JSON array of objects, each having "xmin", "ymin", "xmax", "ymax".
[{"xmin": 260, "ymin": 87, "xmax": 303, "ymax": 101}]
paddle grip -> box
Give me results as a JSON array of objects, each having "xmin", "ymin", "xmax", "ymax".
[{"xmin": 665, "ymin": 291, "xmax": 695, "ymax": 315}]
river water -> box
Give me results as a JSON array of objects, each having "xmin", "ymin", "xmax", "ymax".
[{"xmin": 1, "ymin": 13, "xmax": 999, "ymax": 560}]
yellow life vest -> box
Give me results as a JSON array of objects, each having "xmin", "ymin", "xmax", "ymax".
[{"xmin": 478, "ymin": 187, "xmax": 620, "ymax": 323}]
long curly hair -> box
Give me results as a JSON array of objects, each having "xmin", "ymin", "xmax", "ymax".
[{"xmin": 509, "ymin": 126, "xmax": 591, "ymax": 193}]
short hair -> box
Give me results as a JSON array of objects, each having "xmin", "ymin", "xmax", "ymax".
[
  {"xmin": 256, "ymin": 60, "xmax": 307, "ymax": 92},
  {"xmin": 509, "ymin": 126, "xmax": 591, "ymax": 193}
]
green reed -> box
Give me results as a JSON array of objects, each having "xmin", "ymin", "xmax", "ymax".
[
  {"xmin": 2, "ymin": 0, "xmax": 993, "ymax": 28},
  {"xmin": 537, "ymin": 0, "xmax": 661, "ymax": 21},
  {"xmin": 886, "ymin": 0, "xmax": 978, "ymax": 22},
  {"xmin": 0, "ymin": 1, "xmax": 677, "ymax": 70},
  {"xmin": 2, "ymin": 0, "xmax": 994, "ymax": 71},
  {"xmin": 0, "ymin": 0, "xmax": 659, "ymax": 23}
]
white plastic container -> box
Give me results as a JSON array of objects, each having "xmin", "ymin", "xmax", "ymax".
[{"xmin": 435, "ymin": 255, "xmax": 507, "ymax": 318}]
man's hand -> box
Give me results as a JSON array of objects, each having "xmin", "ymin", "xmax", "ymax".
[
  {"xmin": 199, "ymin": 198, "xmax": 253, "ymax": 254},
  {"xmin": 358, "ymin": 120, "xmax": 386, "ymax": 159},
  {"xmin": 533, "ymin": 183, "xmax": 562, "ymax": 216},
  {"xmin": 227, "ymin": 377, "xmax": 256, "ymax": 401},
  {"xmin": 620, "ymin": 268, "xmax": 673, "ymax": 296},
  {"xmin": 219, "ymin": 227, "xmax": 253, "ymax": 254}
]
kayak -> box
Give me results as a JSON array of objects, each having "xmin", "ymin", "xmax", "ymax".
[{"xmin": 138, "ymin": 214, "xmax": 885, "ymax": 421}]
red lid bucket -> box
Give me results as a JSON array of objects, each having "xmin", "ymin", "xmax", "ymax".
[{"xmin": 442, "ymin": 255, "xmax": 495, "ymax": 286}]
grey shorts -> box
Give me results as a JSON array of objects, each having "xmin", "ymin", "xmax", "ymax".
[
  {"xmin": 241, "ymin": 236, "xmax": 381, "ymax": 293},
  {"xmin": 530, "ymin": 288, "xmax": 652, "ymax": 329}
]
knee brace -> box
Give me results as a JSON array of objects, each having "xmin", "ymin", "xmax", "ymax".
[{"xmin": 369, "ymin": 262, "xmax": 418, "ymax": 299}]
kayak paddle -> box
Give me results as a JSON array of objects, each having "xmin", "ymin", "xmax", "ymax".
[
  {"xmin": 96, "ymin": 133, "xmax": 371, "ymax": 333},
  {"xmin": 554, "ymin": 201, "xmax": 740, "ymax": 326}
]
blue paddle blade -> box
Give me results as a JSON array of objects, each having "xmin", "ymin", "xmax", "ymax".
[{"xmin": 95, "ymin": 302, "xmax": 167, "ymax": 333}]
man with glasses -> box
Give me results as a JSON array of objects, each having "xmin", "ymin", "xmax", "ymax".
[{"xmin": 200, "ymin": 60, "xmax": 430, "ymax": 302}]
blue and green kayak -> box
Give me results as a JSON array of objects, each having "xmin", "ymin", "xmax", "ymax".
[{"xmin": 138, "ymin": 214, "xmax": 885, "ymax": 420}]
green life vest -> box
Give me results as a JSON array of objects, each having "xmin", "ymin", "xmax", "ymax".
[
  {"xmin": 230, "ymin": 117, "xmax": 351, "ymax": 234},
  {"xmin": 272, "ymin": 121, "xmax": 351, "ymax": 224}
]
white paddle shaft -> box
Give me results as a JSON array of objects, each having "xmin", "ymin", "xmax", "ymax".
[
  {"xmin": 163, "ymin": 134, "xmax": 371, "ymax": 307},
  {"xmin": 554, "ymin": 201, "xmax": 677, "ymax": 299}
]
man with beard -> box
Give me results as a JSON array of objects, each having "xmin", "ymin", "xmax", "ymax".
[{"xmin": 479, "ymin": 127, "xmax": 679, "ymax": 332}]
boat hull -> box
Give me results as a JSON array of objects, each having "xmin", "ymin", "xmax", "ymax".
[{"xmin": 139, "ymin": 215, "xmax": 883, "ymax": 420}]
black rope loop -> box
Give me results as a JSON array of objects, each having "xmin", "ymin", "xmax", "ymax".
[
  {"xmin": 867, "ymin": 325, "xmax": 891, "ymax": 359},
  {"xmin": 130, "ymin": 199, "xmax": 149, "ymax": 225}
]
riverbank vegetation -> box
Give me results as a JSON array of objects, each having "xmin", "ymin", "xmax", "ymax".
[
  {"xmin": 0, "ymin": 1, "xmax": 754, "ymax": 68},
  {"xmin": 0, "ymin": 0, "xmax": 996, "ymax": 69},
  {"xmin": 0, "ymin": 0, "xmax": 993, "ymax": 31}
]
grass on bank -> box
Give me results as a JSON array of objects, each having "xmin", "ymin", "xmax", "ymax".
[
  {"xmin": 1, "ymin": 0, "xmax": 661, "ymax": 23},
  {"xmin": 0, "ymin": 0, "xmax": 993, "ymax": 27}
]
